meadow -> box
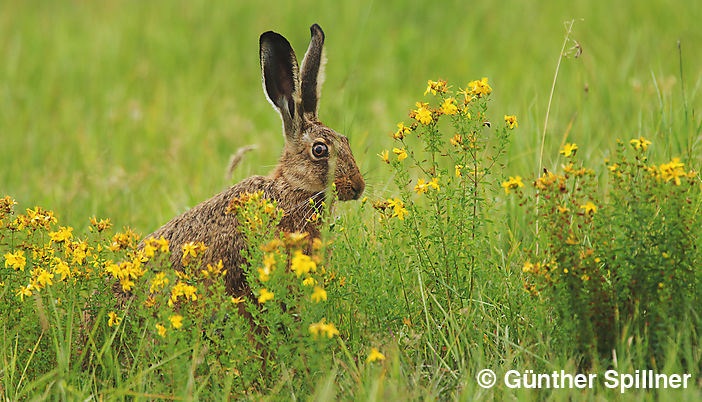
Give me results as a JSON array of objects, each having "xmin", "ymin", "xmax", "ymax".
[{"xmin": 1, "ymin": 0, "xmax": 701, "ymax": 399}]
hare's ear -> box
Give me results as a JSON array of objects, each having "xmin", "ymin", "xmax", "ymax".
[
  {"xmin": 299, "ymin": 24, "xmax": 326, "ymax": 120},
  {"xmin": 260, "ymin": 31, "xmax": 300, "ymax": 136}
]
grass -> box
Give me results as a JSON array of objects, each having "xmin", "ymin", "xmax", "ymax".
[{"xmin": 1, "ymin": 0, "xmax": 701, "ymax": 399}]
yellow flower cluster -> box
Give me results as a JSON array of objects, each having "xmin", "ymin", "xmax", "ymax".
[
  {"xmin": 258, "ymin": 288, "xmax": 274, "ymax": 303},
  {"xmin": 462, "ymin": 77, "xmax": 492, "ymax": 99},
  {"xmin": 504, "ymin": 115, "xmax": 517, "ymax": 129},
  {"xmin": 414, "ymin": 178, "xmax": 440, "ymax": 195},
  {"xmin": 424, "ymin": 79, "xmax": 449, "ymax": 95},
  {"xmin": 311, "ymin": 286, "xmax": 328, "ymax": 302},
  {"xmin": 440, "ymin": 97, "xmax": 458, "ymax": 115},
  {"xmin": 226, "ymin": 191, "xmax": 284, "ymax": 231},
  {"xmin": 143, "ymin": 236, "xmax": 169, "ymax": 258},
  {"xmin": 107, "ymin": 228, "xmax": 141, "ymax": 252},
  {"xmin": 392, "ymin": 122, "xmax": 413, "ymax": 140},
  {"xmin": 580, "ymin": 202, "xmax": 598, "ymax": 215},
  {"xmin": 563, "ymin": 163, "xmax": 593, "ymax": 177},
  {"xmin": 105, "ymin": 259, "xmax": 146, "ymax": 292},
  {"xmin": 169, "ymin": 314, "xmax": 183, "ymax": 329},
  {"xmin": 258, "ymin": 253, "xmax": 276, "ymax": 282},
  {"xmin": 392, "ymin": 147, "xmax": 408, "ymax": 161},
  {"xmin": 108, "ymin": 312, "xmax": 121, "ymax": 327},
  {"xmin": 168, "ymin": 281, "xmax": 198, "ymax": 306},
  {"xmin": 89, "ymin": 216, "xmax": 113, "ymax": 232},
  {"xmin": 291, "ymin": 250, "xmax": 317, "ymax": 277},
  {"xmin": 560, "ymin": 143, "xmax": 579, "ymax": 158},
  {"xmin": 367, "ymin": 347, "xmax": 386, "ymax": 363},
  {"xmin": 308, "ymin": 318, "xmax": 340, "ymax": 338},
  {"xmin": 387, "ymin": 198, "xmax": 408, "ymax": 220},
  {"xmin": 149, "ymin": 272, "xmax": 170, "ymax": 294},
  {"xmin": 630, "ymin": 136, "xmax": 651, "ymax": 151},
  {"xmin": 412, "ymin": 102, "xmax": 433, "ymax": 125},
  {"xmin": 534, "ymin": 171, "xmax": 566, "ymax": 191},
  {"xmin": 649, "ymin": 158, "xmax": 695, "ymax": 186},
  {"xmin": 181, "ymin": 241, "xmax": 208, "ymax": 266},
  {"xmin": 4, "ymin": 250, "xmax": 26, "ymax": 271},
  {"xmin": 49, "ymin": 226, "xmax": 73, "ymax": 243},
  {"xmin": 6, "ymin": 207, "xmax": 57, "ymax": 232},
  {"xmin": 501, "ymin": 176, "xmax": 524, "ymax": 194}
]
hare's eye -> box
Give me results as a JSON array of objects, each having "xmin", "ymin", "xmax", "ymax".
[{"xmin": 312, "ymin": 142, "xmax": 329, "ymax": 158}]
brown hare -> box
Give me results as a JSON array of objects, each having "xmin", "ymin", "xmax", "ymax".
[{"xmin": 144, "ymin": 24, "xmax": 365, "ymax": 295}]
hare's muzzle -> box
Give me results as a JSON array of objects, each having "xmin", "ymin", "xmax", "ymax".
[{"xmin": 336, "ymin": 173, "xmax": 365, "ymax": 201}]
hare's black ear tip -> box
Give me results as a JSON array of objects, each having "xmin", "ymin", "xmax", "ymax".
[
  {"xmin": 310, "ymin": 24, "xmax": 324, "ymax": 39},
  {"xmin": 260, "ymin": 31, "xmax": 279, "ymax": 44}
]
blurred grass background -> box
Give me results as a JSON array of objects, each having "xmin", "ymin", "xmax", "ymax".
[{"xmin": 1, "ymin": 0, "xmax": 700, "ymax": 231}]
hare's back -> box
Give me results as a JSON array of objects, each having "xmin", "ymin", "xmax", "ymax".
[{"xmin": 145, "ymin": 176, "xmax": 272, "ymax": 281}]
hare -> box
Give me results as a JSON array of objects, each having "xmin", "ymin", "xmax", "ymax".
[{"xmin": 143, "ymin": 24, "xmax": 364, "ymax": 295}]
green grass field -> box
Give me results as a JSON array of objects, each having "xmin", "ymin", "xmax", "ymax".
[{"xmin": 1, "ymin": 0, "xmax": 701, "ymax": 399}]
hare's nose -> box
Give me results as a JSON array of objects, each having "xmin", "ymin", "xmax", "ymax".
[{"xmin": 351, "ymin": 175, "xmax": 365, "ymax": 199}]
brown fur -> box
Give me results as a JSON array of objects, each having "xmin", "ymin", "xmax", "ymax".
[{"xmin": 142, "ymin": 25, "xmax": 364, "ymax": 295}]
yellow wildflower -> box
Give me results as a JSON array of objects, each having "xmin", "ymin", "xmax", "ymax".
[
  {"xmin": 66, "ymin": 240, "xmax": 91, "ymax": 265},
  {"xmin": 466, "ymin": 77, "xmax": 492, "ymax": 97},
  {"xmin": 501, "ymin": 176, "xmax": 524, "ymax": 194},
  {"xmin": 121, "ymin": 279, "xmax": 135, "ymax": 293},
  {"xmin": 142, "ymin": 244, "xmax": 157, "ymax": 259},
  {"xmin": 309, "ymin": 318, "xmax": 340, "ymax": 338},
  {"xmin": 440, "ymin": 97, "xmax": 458, "ymax": 115},
  {"xmin": 560, "ymin": 143, "xmax": 579, "ymax": 158},
  {"xmin": 149, "ymin": 272, "xmax": 169, "ymax": 294},
  {"xmin": 35, "ymin": 269, "xmax": 54, "ymax": 288},
  {"xmin": 156, "ymin": 323, "xmax": 167, "ymax": 337},
  {"xmin": 153, "ymin": 236, "xmax": 170, "ymax": 253},
  {"xmin": 557, "ymin": 205, "xmax": 570, "ymax": 214},
  {"xmin": 107, "ymin": 229, "xmax": 140, "ymax": 252},
  {"xmin": 4, "ymin": 250, "xmax": 27, "ymax": 271},
  {"xmin": 181, "ymin": 241, "xmax": 208, "ymax": 266},
  {"xmin": 108, "ymin": 312, "xmax": 121, "ymax": 327},
  {"xmin": 522, "ymin": 261, "xmax": 534, "ymax": 273},
  {"xmin": 231, "ymin": 296, "xmax": 245, "ymax": 304},
  {"xmin": 392, "ymin": 147, "xmax": 408, "ymax": 161},
  {"xmin": 455, "ymin": 165, "xmax": 463, "ymax": 178},
  {"xmin": 393, "ymin": 122, "xmax": 411, "ymax": 139},
  {"xmin": 424, "ymin": 79, "xmax": 448, "ymax": 95},
  {"xmin": 16, "ymin": 284, "xmax": 33, "ymax": 301},
  {"xmin": 168, "ymin": 282, "xmax": 198, "ymax": 305},
  {"xmin": 658, "ymin": 158, "xmax": 686, "ymax": 185},
  {"xmin": 169, "ymin": 315, "xmax": 183, "ymax": 329},
  {"xmin": 52, "ymin": 258, "xmax": 71, "ymax": 281},
  {"xmin": 367, "ymin": 347, "xmax": 386, "ymax": 363},
  {"xmin": 263, "ymin": 253, "xmax": 275, "ymax": 269},
  {"xmin": 428, "ymin": 177, "xmax": 440, "ymax": 191},
  {"xmin": 311, "ymin": 286, "xmax": 328, "ymax": 302},
  {"xmin": 89, "ymin": 216, "xmax": 113, "ymax": 232},
  {"xmin": 504, "ymin": 115, "xmax": 517, "ymax": 129},
  {"xmin": 258, "ymin": 266, "xmax": 271, "ymax": 282},
  {"xmin": 630, "ymin": 136, "xmax": 651, "ymax": 151},
  {"xmin": 413, "ymin": 102, "xmax": 433, "ymax": 125},
  {"xmin": 414, "ymin": 179, "xmax": 429, "ymax": 195},
  {"xmin": 580, "ymin": 202, "xmax": 598, "ymax": 215},
  {"xmin": 378, "ymin": 149, "xmax": 390, "ymax": 164},
  {"xmin": 258, "ymin": 288, "xmax": 275, "ymax": 304},
  {"xmin": 450, "ymin": 134, "xmax": 462, "ymax": 147},
  {"xmin": 49, "ymin": 226, "xmax": 73, "ymax": 243},
  {"xmin": 24, "ymin": 207, "xmax": 57, "ymax": 230},
  {"xmin": 291, "ymin": 250, "xmax": 316, "ymax": 277},
  {"xmin": 302, "ymin": 276, "xmax": 317, "ymax": 286},
  {"xmin": 387, "ymin": 198, "xmax": 408, "ymax": 220}
]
